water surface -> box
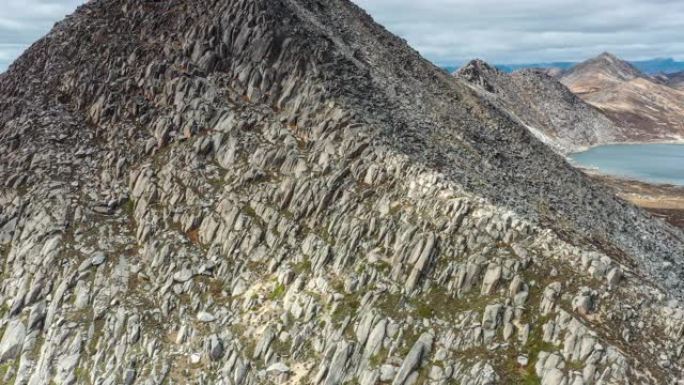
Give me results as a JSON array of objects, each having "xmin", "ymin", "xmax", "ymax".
[{"xmin": 570, "ymin": 144, "xmax": 684, "ymax": 186}]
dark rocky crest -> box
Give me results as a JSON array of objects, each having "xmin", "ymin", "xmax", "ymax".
[
  {"xmin": 455, "ymin": 59, "xmax": 499, "ymax": 93},
  {"xmin": 1, "ymin": 1, "xmax": 683, "ymax": 384},
  {"xmin": 455, "ymin": 59, "xmax": 627, "ymax": 153},
  {"xmin": 666, "ymin": 70, "xmax": 684, "ymax": 90}
]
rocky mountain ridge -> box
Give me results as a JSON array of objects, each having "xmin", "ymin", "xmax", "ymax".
[
  {"xmin": 0, "ymin": 1, "xmax": 683, "ymax": 385},
  {"xmin": 454, "ymin": 59, "xmax": 627, "ymax": 154}
]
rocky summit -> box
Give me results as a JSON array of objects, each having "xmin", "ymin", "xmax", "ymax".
[
  {"xmin": 455, "ymin": 60, "xmax": 627, "ymax": 154},
  {"xmin": 1, "ymin": 1, "xmax": 684, "ymax": 385}
]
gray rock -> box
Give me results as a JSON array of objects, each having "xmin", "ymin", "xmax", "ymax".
[
  {"xmin": 392, "ymin": 333, "xmax": 433, "ymax": 385},
  {"xmin": 572, "ymin": 289, "xmax": 595, "ymax": 316},
  {"xmin": 197, "ymin": 311, "xmax": 216, "ymax": 322},
  {"xmin": 542, "ymin": 368, "xmax": 565, "ymax": 385},
  {"xmin": 606, "ymin": 267, "xmax": 622, "ymax": 286},
  {"xmin": 0, "ymin": 320, "xmax": 26, "ymax": 362},
  {"xmin": 481, "ymin": 263, "xmax": 502, "ymax": 295},
  {"xmin": 324, "ymin": 340, "xmax": 352, "ymax": 385},
  {"xmin": 208, "ymin": 335, "xmax": 224, "ymax": 361},
  {"xmin": 266, "ymin": 362, "xmax": 290, "ymax": 374},
  {"xmin": 91, "ymin": 251, "xmax": 107, "ymax": 266},
  {"xmin": 173, "ymin": 269, "xmax": 194, "ymax": 283},
  {"xmin": 380, "ymin": 365, "xmax": 398, "ymax": 382}
]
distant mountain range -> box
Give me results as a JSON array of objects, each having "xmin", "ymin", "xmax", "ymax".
[
  {"xmin": 443, "ymin": 57, "xmax": 684, "ymax": 75},
  {"xmin": 560, "ymin": 53, "xmax": 684, "ymax": 143},
  {"xmin": 453, "ymin": 52, "xmax": 684, "ymax": 153}
]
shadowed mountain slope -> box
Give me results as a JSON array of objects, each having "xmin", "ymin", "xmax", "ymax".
[
  {"xmin": 0, "ymin": 1, "xmax": 683, "ymax": 384},
  {"xmin": 666, "ymin": 71, "xmax": 684, "ymax": 90}
]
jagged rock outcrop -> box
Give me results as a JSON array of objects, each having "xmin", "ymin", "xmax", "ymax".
[
  {"xmin": 560, "ymin": 52, "xmax": 684, "ymax": 143},
  {"xmin": 455, "ymin": 59, "xmax": 627, "ymax": 154},
  {"xmin": 1, "ymin": 1, "xmax": 684, "ymax": 385}
]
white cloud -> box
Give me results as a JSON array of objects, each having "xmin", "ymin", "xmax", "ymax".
[
  {"xmin": 352, "ymin": 0, "xmax": 684, "ymax": 65},
  {"xmin": 1, "ymin": 0, "xmax": 682, "ymax": 71},
  {"xmin": 0, "ymin": 0, "xmax": 84, "ymax": 71}
]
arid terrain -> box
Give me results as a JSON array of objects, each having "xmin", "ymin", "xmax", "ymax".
[
  {"xmin": 586, "ymin": 171, "xmax": 684, "ymax": 229},
  {"xmin": 560, "ymin": 53, "xmax": 684, "ymax": 143}
]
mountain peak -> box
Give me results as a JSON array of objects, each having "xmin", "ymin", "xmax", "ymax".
[
  {"xmin": 561, "ymin": 50, "xmax": 684, "ymax": 142},
  {"xmin": 597, "ymin": 51, "xmax": 620, "ymax": 61},
  {"xmin": 1, "ymin": 1, "xmax": 684, "ymax": 384},
  {"xmin": 565, "ymin": 52, "xmax": 644, "ymax": 82},
  {"xmin": 463, "ymin": 58, "xmax": 497, "ymax": 70},
  {"xmin": 454, "ymin": 57, "xmax": 624, "ymax": 155},
  {"xmin": 455, "ymin": 59, "xmax": 500, "ymax": 92}
]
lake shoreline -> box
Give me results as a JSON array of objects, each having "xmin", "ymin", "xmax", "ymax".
[
  {"xmin": 569, "ymin": 142, "xmax": 684, "ymax": 186},
  {"xmin": 581, "ymin": 168, "xmax": 684, "ymax": 229},
  {"xmin": 567, "ymin": 138, "xmax": 684, "ymax": 156}
]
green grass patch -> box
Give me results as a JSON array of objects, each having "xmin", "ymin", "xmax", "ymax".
[
  {"xmin": 408, "ymin": 287, "xmax": 490, "ymax": 321},
  {"xmin": 368, "ymin": 347, "xmax": 389, "ymax": 368},
  {"xmin": 331, "ymin": 294, "xmax": 361, "ymax": 323},
  {"xmin": 0, "ymin": 361, "xmax": 16, "ymax": 384},
  {"xmin": 123, "ymin": 199, "xmax": 135, "ymax": 216},
  {"xmin": 395, "ymin": 327, "xmax": 419, "ymax": 357},
  {"xmin": 269, "ymin": 284, "xmax": 286, "ymax": 301},
  {"xmin": 415, "ymin": 302, "xmax": 433, "ymax": 318},
  {"xmin": 293, "ymin": 259, "xmax": 312, "ymax": 275}
]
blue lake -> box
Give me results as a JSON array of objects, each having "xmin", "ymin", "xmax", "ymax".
[{"xmin": 570, "ymin": 144, "xmax": 684, "ymax": 186}]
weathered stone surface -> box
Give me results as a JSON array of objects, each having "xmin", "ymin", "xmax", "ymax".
[
  {"xmin": 0, "ymin": 0, "xmax": 682, "ymax": 384},
  {"xmin": 0, "ymin": 320, "xmax": 26, "ymax": 362},
  {"xmin": 392, "ymin": 333, "xmax": 433, "ymax": 385}
]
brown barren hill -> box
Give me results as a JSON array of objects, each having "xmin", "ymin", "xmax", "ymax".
[{"xmin": 561, "ymin": 52, "xmax": 684, "ymax": 142}]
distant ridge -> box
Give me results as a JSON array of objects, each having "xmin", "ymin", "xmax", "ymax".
[
  {"xmin": 562, "ymin": 52, "xmax": 644, "ymax": 84},
  {"xmin": 454, "ymin": 59, "xmax": 626, "ymax": 154},
  {"xmin": 442, "ymin": 56, "xmax": 684, "ymax": 76},
  {"xmin": 560, "ymin": 52, "xmax": 684, "ymax": 143},
  {"xmin": 666, "ymin": 71, "xmax": 684, "ymax": 90}
]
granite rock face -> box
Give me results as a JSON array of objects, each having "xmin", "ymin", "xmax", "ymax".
[{"xmin": 0, "ymin": 1, "xmax": 683, "ymax": 384}]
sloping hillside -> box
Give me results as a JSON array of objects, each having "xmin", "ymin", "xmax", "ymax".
[
  {"xmin": 561, "ymin": 53, "xmax": 684, "ymax": 142},
  {"xmin": 455, "ymin": 59, "xmax": 628, "ymax": 153},
  {"xmin": 0, "ymin": 1, "xmax": 683, "ymax": 384},
  {"xmin": 666, "ymin": 71, "xmax": 684, "ymax": 90}
]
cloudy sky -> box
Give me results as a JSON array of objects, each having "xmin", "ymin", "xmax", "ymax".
[
  {"xmin": 0, "ymin": 0, "xmax": 83, "ymax": 71},
  {"xmin": 1, "ymin": 0, "xmax": 683, "ymax": 71},
  {"xmin": 353, "ymin": 0, "xmax": 684, "ymax": 66}
]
